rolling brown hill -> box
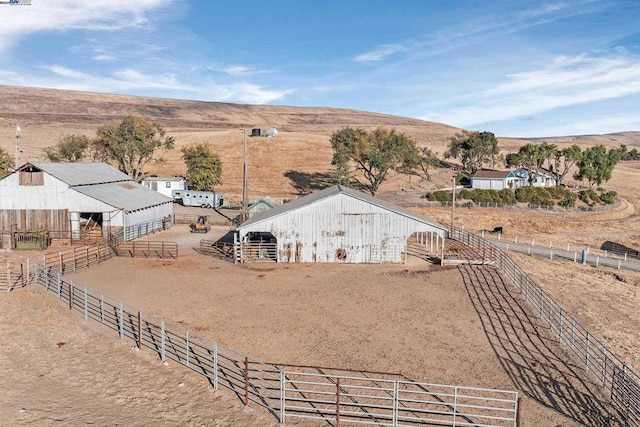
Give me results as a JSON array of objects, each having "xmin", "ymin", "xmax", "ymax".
[{"xmin": 0, "ymin": 85, "xmax": 638, "ymax": 201}]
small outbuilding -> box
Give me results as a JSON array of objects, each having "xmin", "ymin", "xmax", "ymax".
[
  {"xmin": 247, "ymin": 196, "xmax": 278, "ymax": 218},
  {"xmin": 142, "ymin": 176, "xmax": 187, "ymax": 198},
  {"xmin": 471, "ymin": 170, "xmax": 520, "ymax": 190},
  {"xmin": 234, "ymin": 185, "xmax": 447, "ymax": 264},
  {"xmin": 0, "ymin": 162, "xmax": 173, "ymax": 243}
]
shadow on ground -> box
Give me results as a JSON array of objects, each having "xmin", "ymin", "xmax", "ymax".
[
  {"xmin": 284, "ymin": 170, "xmax": 335, "ymax": 195},
  {"xmin": 458, "ymin": 264, "xmax": 623, "ymax": 426}
]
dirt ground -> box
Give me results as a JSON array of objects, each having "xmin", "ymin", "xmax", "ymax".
[
  {"xmin": 4, "ymin": 163, "xmax": 640, "ymax": 426},
  {"xmin": 0, "ymin": 222, "xmax": 621, "ymax": 426}
]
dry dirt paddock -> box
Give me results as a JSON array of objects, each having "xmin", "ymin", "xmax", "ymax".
[{"xmin": 30, "ymin": 223, "xmax": 619, "ymax": 427}]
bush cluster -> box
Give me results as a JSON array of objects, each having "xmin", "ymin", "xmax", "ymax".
[
  {"xmin": 458, "ymin": 188, "xmax": 516, "ymax": 204},
  {"xmin": 576, "ymin": 189, "xmax": 618, "ymax": 206},
  {"xmin": 424, "ymin": 186, "xmax": 616, "ymax": 207},
  {"xmin": 422, "ymin": 190, "xmax": 453, "ymax": 202}
]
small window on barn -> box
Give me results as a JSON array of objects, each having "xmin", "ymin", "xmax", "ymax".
[
  {"xmin": 19, "ymin": 171, "xmax": 44, "ymax": 186},
  {"xmin": 165, "ymin": 182, "xmax": 171, "ymax": 188}
]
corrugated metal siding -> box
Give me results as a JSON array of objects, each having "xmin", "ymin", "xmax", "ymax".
[
  {"xmin": 29, "ymin": 162, "xmax": 131, "ymax": 186},
  {"xmin": 74, "ymin": 182, "xmax": 172, "ymax": 211},
  {"xmin": 0, "ymin": 173, "xmax": 116, "ymax": 212},
  {"xmin": 238, "ymin": 193, "xmax": 445, "ymax": 264},
  {"xmin": 124, "ymin": 203, "xmax": 173, "ymax": 228}
]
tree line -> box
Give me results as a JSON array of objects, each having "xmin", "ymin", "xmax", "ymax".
[
  {"xmin": 0, "ymin": 115, "xmax": 222, "ymax": 191},
  {"xmin": 0, "ymin": 117, "xmax": 628, "ymax": 196},
  {"xmin": 331, "ymin": 127, "xmax": 626, "ymax": 194}
]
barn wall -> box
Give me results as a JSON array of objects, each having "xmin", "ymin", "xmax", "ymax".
[
  {"xmin": 239, "ymin": 193, "xmax": 445, "ymax": 263},
  {"xmin": 0, "ymin": 172, "xmax": 115, "ymax": 212},
  {"xmin": 0, "ymin": 209, "xmax": 69, "ymax": 232},
  {"xmin": 124, "ymin": 202, "xmax": 173, "ymax": 228}
]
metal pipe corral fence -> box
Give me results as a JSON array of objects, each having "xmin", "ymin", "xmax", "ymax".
[
  {"xmin": 448, "ymin": 227, "xmax": 640, "ymax": 426},
  {"xmin": 31, "ymin": 263, "xmax": 519, "ymax": 427}
]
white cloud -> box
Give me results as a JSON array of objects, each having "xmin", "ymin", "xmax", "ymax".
[
  {"xmin": 355, "ymin": 44, "xmax": 406, "ymax": 62},
  {"xmin": 92, "ymin": 54, "xmax": 114, "ymax": 61},
  {"xmin": 4, "ymin": 64, "xmax": 292, "ymax": 105},
  {"xmin": 422, "ymin": 53, "xmax": 640, "ymax": 130},
  {"xmin": 0, "ymin": 0, "xmax": 174, "ymax": 52},
  {"xmin": 206, "ymin": 64, "xmax": 273, "ymax": 77}
]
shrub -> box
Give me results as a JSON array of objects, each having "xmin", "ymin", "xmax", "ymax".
[
  {"xmin": 423, "ymin": 190, "xmax": 452, "ymax": 202},
  {"xmin": 600, "ymin": 191, "xmax": 617, "ymax": 204}
]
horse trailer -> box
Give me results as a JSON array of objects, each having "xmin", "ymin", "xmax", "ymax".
[{"xmin": 172, "ymin": 190, "xmax": 223, "ymax": 208}]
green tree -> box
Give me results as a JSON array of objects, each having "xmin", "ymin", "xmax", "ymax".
[
  {"xmin": 419, "ymin": 147, "xmax": 439, "ymax": 180},
  {"xmin": 43, "ymin": 134, "xmax": 91, "ymax": 162},
  {"xmin": 556, "ymin": 144, "xmax": 582, "ymax": 185},
  {"xmin": 0, "ymin": 146, "xmax": 14, "ymax": 176},
  {"xmin": 181, "ymin": 142, "xmax": 223, "ymax": 191},
  {"xmin": 92, "ymin": 116, "xmax": 175, "ymax": 181},
  {"xmin": 508, "ymin": 143, "xmax": 541, "ymax": 186},
  {"xmin": 330, "ymin": 126, "xmax": 421, "ymax": 195},
  {"xmin": 538, "ymin": 141, "xmax": 558, "ymax": 171},
  {"xmin": 574, "ymin": 145, "xmax": 622, "ymax": 188},
  {"xmin": 444, "ymin": 131, "xmax": 500, "ymax": 174}
]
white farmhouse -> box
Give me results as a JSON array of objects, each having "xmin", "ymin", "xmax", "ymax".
[
  {"xmin": 0, "ymin": 162, "xmax": 173, "ymax": 242},
  {"xmin": 234, "ymin": 185, "xmax": 447, "ymax": 264},
  {"xmin": 142, "ymin": 176, "xmax": 187, "ymax": 198}
]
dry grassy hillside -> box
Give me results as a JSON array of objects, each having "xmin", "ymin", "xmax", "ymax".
[{"xmin": 0, "ymin": 85, "xmax": 638, "ymax": 202}]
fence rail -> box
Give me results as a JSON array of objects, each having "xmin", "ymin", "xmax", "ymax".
[
  {"xmin": 448, "ymin": 227, "xmax": 640, "ymax": 426},
  {"xmin": 42, "ymin": 243, "xmax": 115, "ymax": 274},
  {"xmin": 116, "ymin": 241, "xmax": 178, "ymax": 259},
  {"xmin": 31, "ymin": 264, "xmax": 519, "ymax": 426},
  {"xmin": 0, "ymin": 243, "xmax": 114, "ymax": 291}
]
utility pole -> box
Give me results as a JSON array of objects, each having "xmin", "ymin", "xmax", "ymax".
[
  {"xmin": 14, "ymin": 124, "xmax": 21, "ymax": 169},
  {"xmin": 241, "ymin": 128, "xmax": 248, "ymax": 223}
]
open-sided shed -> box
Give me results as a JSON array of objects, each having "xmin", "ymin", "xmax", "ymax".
[{"xmin": 234, "ymin": 185, "xmax": 447, "ymax": 263}]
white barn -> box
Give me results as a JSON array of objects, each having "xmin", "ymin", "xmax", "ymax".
[
  {"xmin": 142, "ymin": 176, "xmax": 187, "ymax": 197},
  {"xmin": 0, "ymin": 162, "xmax": 173, "ymax": 242},
  {"xmin": 234, "ymin": 185, "xmax": 447, "ymax": 264}
]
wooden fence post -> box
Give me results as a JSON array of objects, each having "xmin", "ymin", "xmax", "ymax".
[
  {"xmin": 68, "ymin": 281, "xmax": 73, "ymax": 310},
  {"xmin": 84, "ymin": 287, "xmax": 88, "ymax": 320}
]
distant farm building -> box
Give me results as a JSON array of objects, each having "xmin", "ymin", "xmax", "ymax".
[
  {"xmin": 0, "ymin": 162, "xmax": 173, "ymax": 244},
  {"xmin": 247, "ymin": 196, "xmax": 278, "ymax": 218},
  {"xmin": 471, "ymin": 168, "xmax": 556, "ymax": 190},
  {"xmin": 513, "ymin": 168, "xmax": 557, "ymax": 187},
  {"xmin": 234, "ymin": 185, "xmax": 447, "ymax": 263},
  {"xmin": 470, "ymin": 170, "xmax": 520, "ymax": 190},
  {"xmin": 142, "ymin": 176, "xmax": 187, "ymax": 198}
]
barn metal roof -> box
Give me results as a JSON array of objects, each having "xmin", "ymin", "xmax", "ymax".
[
  {"xmin": 238, "ymin": 185, "xmax": 447, "ymax": 231},
  {"xmin": 28, "ymin": 162, "xmax": 132, "ymax": 186},
  {"xmin": 73, "ymin": 181, "xmax": 172, "ymax": 211}
]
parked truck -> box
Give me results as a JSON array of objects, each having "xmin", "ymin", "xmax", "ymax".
[{"xmin": 172, "ymin": 190, "xmax": 224, "ymax": 208}]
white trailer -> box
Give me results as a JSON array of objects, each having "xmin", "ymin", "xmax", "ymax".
[{"xmin": 172, "ymin": 190, "xmax": 223, "ymax": 208}]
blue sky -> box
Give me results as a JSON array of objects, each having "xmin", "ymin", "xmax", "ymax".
[{"xmin": 0, "ymin": 0, "xmax": 638, "ymax": 137}]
